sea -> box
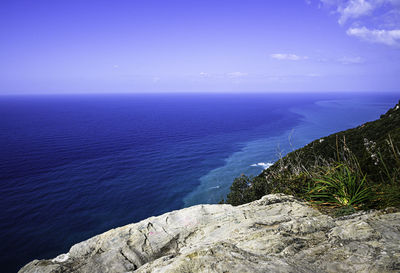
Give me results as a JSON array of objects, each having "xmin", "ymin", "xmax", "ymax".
[{"xmin": 0, "ymin": 92, "xmax": 398, "ymax": 272}]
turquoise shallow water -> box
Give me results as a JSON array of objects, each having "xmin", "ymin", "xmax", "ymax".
[{"xmin": 0, "ymin": 93, "xmax": 397, "ymax": 272}]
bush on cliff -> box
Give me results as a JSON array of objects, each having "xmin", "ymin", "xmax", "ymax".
[{"xmin": 307, "ymin": 163, "xmax": 372, "ymax": 208}]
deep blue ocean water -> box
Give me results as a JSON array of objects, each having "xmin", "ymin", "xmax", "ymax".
[{"xmin": 0, "ymin": 92, "xmax": 398, "ymax": 272}]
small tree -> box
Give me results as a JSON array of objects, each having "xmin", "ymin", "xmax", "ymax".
[{"xmin": 226, "ymin": 175, "xmax": 252, "ymax": 206}]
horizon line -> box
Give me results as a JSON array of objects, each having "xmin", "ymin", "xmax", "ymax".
[{"xmin": 1, "ymin": 90, "xmax": 399, "ymax": 96}]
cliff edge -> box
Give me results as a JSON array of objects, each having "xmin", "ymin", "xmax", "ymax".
[{"xmin": 19, "ymin": 194, "xmax": 400, "ymax": 273}]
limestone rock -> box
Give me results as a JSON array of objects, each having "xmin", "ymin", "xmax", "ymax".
[{"xmin": 18, "ymin": 194, "xmax": 400, "ymax": 273}]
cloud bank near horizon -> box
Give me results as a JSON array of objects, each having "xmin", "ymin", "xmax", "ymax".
[{"xmin": 270, "ymin": 54, "xmax": 309, "ymax": 61}]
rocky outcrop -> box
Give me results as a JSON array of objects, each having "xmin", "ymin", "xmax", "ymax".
[{"xmin": 19, "ymin": 194, "xmax": 400, "ymax": 273}]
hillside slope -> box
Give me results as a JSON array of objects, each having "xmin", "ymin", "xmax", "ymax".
[{"xmin": 226, "ymin": 101, "xmax": 400, "ymax": 210}]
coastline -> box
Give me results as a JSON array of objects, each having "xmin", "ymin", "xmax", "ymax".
[{"xmin": 183, "ymin": 97, "xmax": 393, "ymax": 207}]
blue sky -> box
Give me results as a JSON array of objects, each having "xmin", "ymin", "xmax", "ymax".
[{"xmin": 0, "ymin": 0, "xmax": 399, "ymax": 94}]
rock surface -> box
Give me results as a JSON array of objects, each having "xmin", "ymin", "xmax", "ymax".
[{"xmin": 19, "ymin": 194, "xmax": 400, "ymax": 273}]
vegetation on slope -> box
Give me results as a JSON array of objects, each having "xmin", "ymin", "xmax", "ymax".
[{"xmin": 225, "ymin": 101, "xmax": 400, "ymax": 215}]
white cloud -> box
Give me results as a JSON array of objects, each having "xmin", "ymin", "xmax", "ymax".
[
  {"xmin": 319, "ymin": 0, "xmax": 400, "ymax": 46},
  {"xmin": 306, "ymin": 73, "xmax": 322, "ymax": 77},
  {"xmin": 199, "ymin": 72, "xmax": 210, "ymax": 78},
  {"xmin": 321, "ymin": 0, "xmax": 400, "ymax": 21},
  {"xmin": 347, "ymin": 26, "xmax": 400, "ymax": 45},
  {"xmin": 226, "ymin": 72, "xmax": 248, "ymax": 78},
  {"xmin": 338, "ymin": 0, "xmax": 374, "ymax": 24},
  {"xmin": 338, "ymin": 56, "xmax": 365, "ymax": 63},
  {"xmin": 270, "ymin": 53, "xmax": 309, "ymax": 60}
]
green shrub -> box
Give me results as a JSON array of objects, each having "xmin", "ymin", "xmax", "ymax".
[
  {"xmin": 225, "ymin": 175, "xmax": 253, "ymax": 206},
  {"xmin": 307, "ymin": 163, "xmax": 372, "ymax": 208},
  {"xmin": 225, "ymin": 175, "xmax": 271, "ymax": 206}
]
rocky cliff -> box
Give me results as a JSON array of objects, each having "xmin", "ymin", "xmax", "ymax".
[{"xmin": 19, "ymin": 194, "xmax": 400, "ymax": 273}]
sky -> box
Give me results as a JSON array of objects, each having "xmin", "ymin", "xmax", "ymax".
[{"xmin": 0, "ymin": 0, "xmax": 399, "ymax": 94}]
